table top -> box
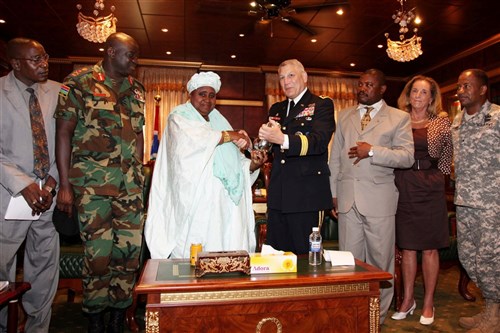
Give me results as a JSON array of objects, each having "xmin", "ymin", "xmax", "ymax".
[
  {"xmin": 136, "ymin": 258, "xmax": 392, "ymax": 294},
  {"xmin": 0, "ymin": 282, "xmax": 31, "ymax": 305}
]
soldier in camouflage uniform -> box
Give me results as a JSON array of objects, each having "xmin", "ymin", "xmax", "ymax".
[
  {"xmin": 54, "ymin": 33, "xmax": 145, "ymax": 333},
  {"xmin": 451, "ymin": 69, "xmax": 499, "ymax": 333}
]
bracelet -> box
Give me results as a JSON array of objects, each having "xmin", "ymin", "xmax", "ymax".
[{"xmin": 222, "ymin": 131, "xmax": 231, "ymax": 143}]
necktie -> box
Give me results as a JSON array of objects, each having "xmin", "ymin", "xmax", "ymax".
[
  {"xmin": 361, "ymin": 106, "xmax": 373, "ymax": 131},
  {"xmin": 27, "ymin": 88, "xmax": 49, "ymax": 179},
  {"xmin": 287, "ymin": 99, "xmax": 295, "ymax": 116}
]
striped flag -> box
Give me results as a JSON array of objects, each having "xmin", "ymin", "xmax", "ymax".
[{"xmin": 150, "ymin": 102, "xmax": 160, "ymax": 160}]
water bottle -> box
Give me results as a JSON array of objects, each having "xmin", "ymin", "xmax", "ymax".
[{"xmin": 309, "ymin": 227, "xmax": 322, "ymax": 266}]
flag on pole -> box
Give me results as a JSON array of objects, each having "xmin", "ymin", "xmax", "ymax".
[{"xmin": 150, "ymin": 93, "xmax": 161, "ymax": 160}]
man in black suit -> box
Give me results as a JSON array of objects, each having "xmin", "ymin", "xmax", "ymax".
[{"xmin": 258, "ymin": 59, "xmax": 335, "ymax": 254}]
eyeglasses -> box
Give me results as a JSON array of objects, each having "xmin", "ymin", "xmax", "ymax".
[{"xmin": 16, "ymin": 53, "xmax": 50, "ymax": 65}]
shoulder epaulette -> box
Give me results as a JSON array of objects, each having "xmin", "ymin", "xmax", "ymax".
[
  {"xmin": 319, "ymin": 95, "xmax": 333, "ymax": 100},
  {"xmin": 70, "ymin": 66, "xmax": 92, "ymax": 78}
]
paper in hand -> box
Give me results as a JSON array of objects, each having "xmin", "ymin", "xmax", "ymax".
[{"xmin": 4, "ymin": 195, "xmax": 40, "ymax": 220}]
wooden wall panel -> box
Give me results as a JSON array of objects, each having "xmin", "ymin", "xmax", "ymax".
[
  {"xmin": 215, "ymin": 71, "xmax": 266, "ymax": 138},
  {"xmin": 218, "ymin": 71, "xmax": 245, "ymax": 99},
  {"xmin": 426, "ymin": 43, "xmax": 500, "ymax": 88},
  {"xmin": 243, "ymin": 72, "xmax": 265, "ymax": 101},
  {"xmin": 244, "ymin": 106, "xmax": 268, "ymax": 139},
  {"xmin": 218, "ymin": 105, "xmax": 244, "ymax": 132}
]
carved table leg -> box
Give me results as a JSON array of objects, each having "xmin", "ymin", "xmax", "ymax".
[
  {"xmin": 370, "ymin": 297, "xmax": 381, "ymax": 333},
  {"xmin": 145, "ymin": 310, "xmax": 159, "ymax": 333}
]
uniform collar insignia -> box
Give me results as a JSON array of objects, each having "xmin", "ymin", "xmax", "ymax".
[
  {"xmin": 134, "ymin": 88, "xmax": 145, "ymax": 102},
  {"xmin": 95, "ymin": 72, "xmax": 105, "ymax": 82}
]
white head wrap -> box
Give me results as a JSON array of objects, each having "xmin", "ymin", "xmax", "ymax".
[{"xmin": 187, "ymin": 71, "xmax": 221, "ymax": 94}]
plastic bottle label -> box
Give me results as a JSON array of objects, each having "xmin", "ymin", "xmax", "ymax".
[{"xmin": 310, "ymin": 241, "xmax": 321, "ymax": 252}]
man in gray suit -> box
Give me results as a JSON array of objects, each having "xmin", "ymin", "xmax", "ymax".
[
  {"xmin": 0, "ymin": 38, "xmax": 60, "ymax": 332},
  {"xmin": 329, "ymin": 69, "xmax": 414, "ymax": 323}
]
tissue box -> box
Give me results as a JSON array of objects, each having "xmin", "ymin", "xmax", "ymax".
[{"xmin": 250, "ymin": 252, "xmax": 297, "ymax": 274}]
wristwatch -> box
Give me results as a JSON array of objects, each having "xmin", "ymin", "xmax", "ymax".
[
  {"xmin": 368, "ymin": 147, "xmax": 374, "ymax": 157},
  {"xmin": 43, "ymin": 185, "xmax": 57, "ymax": 197}
]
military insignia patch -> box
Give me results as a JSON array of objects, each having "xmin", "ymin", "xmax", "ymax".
[
  {"xmin": 134, "ymin": 89, "xmax": 145, "ymax": 102},
  {"xmin": 59, "ymin": 85, "xmax": 70, "ymax": 98},
  {"xmin": 484, "ymin": 114, "xmax": 492, "ymax": 126}
]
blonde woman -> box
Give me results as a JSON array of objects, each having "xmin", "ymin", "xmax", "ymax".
[{"xmin": 392, "ymin": 75, "xmax": 452, "ymax": 325}]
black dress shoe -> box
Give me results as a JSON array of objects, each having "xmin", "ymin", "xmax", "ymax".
[
  {"xmin": 107, "ymin": 308, "xmax": 126, "ymax": 333},
  {"xmin": 88, "ymin": 312, "xmax": 105, "ymax": 333}
]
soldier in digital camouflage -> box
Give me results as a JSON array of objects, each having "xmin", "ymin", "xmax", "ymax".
[
  {"xmin": 54, "ymin": 32, "xmax": 145, "ymax": 333},
  {"xmin": 451, "ymin": 68, "xmax": 499, "ymax": 333}
]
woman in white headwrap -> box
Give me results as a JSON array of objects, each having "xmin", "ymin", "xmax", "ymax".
[{"xmin": 145, "ymin": 71, "xmax": 266, "ymax": 259}]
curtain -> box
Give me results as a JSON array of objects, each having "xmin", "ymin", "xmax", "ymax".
[
  {"xmin": 265, "ymin": 73, "xmax": 358, "ymax": 117},
  {"xmin": 137, "ymin": 67, "xmax": 197, "ymax": 162}
]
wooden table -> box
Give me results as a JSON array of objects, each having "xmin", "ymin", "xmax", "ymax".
[
  {"xmin": 136, "ymin": 258, "xmax": 391, "ymax": 333},
  {"xmin": 0, "ymin": 282, "xmax": 31, "ymax": 333}
]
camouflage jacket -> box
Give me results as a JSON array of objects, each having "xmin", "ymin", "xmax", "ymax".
[
  {"xmin": 451, "ymin": 101, "xmax": 500, "ymax": 210},
  {"xmin": 55, "ymin": 61, "xmax": 145, "ymax": 196}
]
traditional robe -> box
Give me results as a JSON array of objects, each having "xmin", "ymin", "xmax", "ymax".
[{"xmin": 145, "ymin": 102, "xmax": 258, "ymax": 259}]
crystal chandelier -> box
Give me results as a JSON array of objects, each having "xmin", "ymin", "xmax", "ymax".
[
  {"xmin": 76, "ymin": 0, "xmax": 117, "ymax": 43},
  {"xmin": 384, "ymin": 0, "xmax": 422, "ymax": 62}
]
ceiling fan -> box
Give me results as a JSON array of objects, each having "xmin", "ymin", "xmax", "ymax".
[{"xmin": 247, "ymin": 0, "xmax": 349, "ymax": 36}]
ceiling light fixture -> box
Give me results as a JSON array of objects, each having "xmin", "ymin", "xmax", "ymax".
[
  {"xmin": 76, "ymin": 0, "xmax": 117, "ymax": 43},
  {"xmin": 336, "ymin": 9, "xmax": 344, "ymax": 15},
  {"xmin": 385, "ymin": 0, "xmax": 422, "ymax": 62}
]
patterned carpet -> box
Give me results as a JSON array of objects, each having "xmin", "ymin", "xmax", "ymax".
[{"xmin": 49, "ymin": 265, "xmax": 482, "ymax": 333}]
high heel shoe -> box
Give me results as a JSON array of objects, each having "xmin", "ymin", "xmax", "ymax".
[
  {"xmin": 391, "ymin": 300, "xmax": 417, "ymax": 320},
  {"xmin": 419, "ymin": 307, "xmax": 435, "ymax": 325}
]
